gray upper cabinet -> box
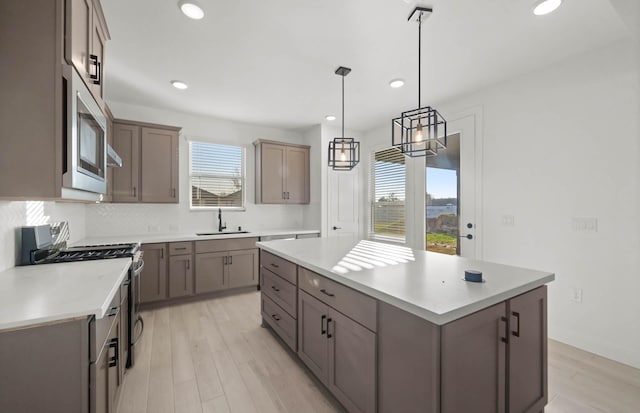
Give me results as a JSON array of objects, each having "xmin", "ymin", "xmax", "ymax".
[
  {"xmin": 66, "ymin": 0, "xmax": 109, "ymax": 109},
  {"xmin": 112, "ymin": 120, "xmax": 180, "ymax": 204},
  {"xmin": 254, "ymin": 140, "xmax": 310, "ymax": 204}
]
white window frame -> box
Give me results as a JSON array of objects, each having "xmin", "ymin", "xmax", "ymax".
[
  {"xmin": 369, "ymin": 146, "xmax": 406, "ymax": 243},
  {"xmin": 189, "ymin": 141, "xmax": 246, "ymax": 211}
]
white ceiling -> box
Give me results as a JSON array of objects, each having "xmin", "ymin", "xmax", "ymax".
[{"xmin": 102, "ymin": 0, "xmax": 629, "ymax": 131}]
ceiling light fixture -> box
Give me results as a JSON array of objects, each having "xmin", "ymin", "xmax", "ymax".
[
  {"xmin": 532, "ymin": 0, "xmax": 562, "ymax": 16},
  {"xmin": 178, "ymin": 0, "xmax": 205, "ymax": 20},
  {"xmin": 389, "ymin": 79, "xmax": 405, "ymax": 88},
  {"xmin": 325, "ymin": 115, "xmax": 336, "ymax": 121},
  {"xmin": 171, "ymin": 80, "xmax": 188, "ymax": 90},
  {"xmin": 328, "ymin": 66, "xmax": 360, "ymax": 171},
  {"xmin": 391, "ymin": 6, "xmax": 447, "ymax": 158}
]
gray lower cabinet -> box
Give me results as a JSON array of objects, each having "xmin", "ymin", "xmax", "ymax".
[
  {"xmin": 298, "ymin": 290, "xmax": 376, "ymax": 413},
  {"xmin": 195, "ymin": 252, "xmax": 226, "ymax": 293},
  {"xmin": 168, "ymin": 254, "xmax": 194, "ymax": 298},
  {"xmin": 140, "ymin": 243, "xmax": 167, "ymax": 303},
  {"xmin": 227, "ymin": 249, "xmax": 259, "ymax": 288},
  {"xmin": 195, "ymin": 239, "xmax": 259, "ymax": 294}
]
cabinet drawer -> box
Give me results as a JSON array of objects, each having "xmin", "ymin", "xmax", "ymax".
[
  {"xmin": 196, "ymin": 237, "xmax": 258, "ymax": 253},
  {"xmin": 169, "ymin": 241, "xmax": 193, "ymax": 256},
  {"xmin": 262, "ymin": 294, "xmax": 297, "ymax": 351},
  {"xmin": 299, "ymin": 267, "xmax": 377, "ymax": 332},
  {"xmin": 261, "ymin": 267, "xmax": 297, "ymax": 318},
  {"xmin": 260, "ymin": 250, "xmax": 297, "ymax": 285},
  {"xmin": 93, "ymin": 291, "xmax": 120, "ymax": 362}
]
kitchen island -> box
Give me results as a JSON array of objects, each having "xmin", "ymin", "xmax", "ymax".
[{"xmin": 257, "ymin": 236, "xmax": 554, "ymax": 413}]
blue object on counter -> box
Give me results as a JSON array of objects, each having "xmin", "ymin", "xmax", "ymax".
[{"xmin": 464, "ymin": 270, "xmax": 483, "ymax": 283}]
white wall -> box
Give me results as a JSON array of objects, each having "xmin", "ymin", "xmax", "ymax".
[
  {"xmin": 361, "ymin": 40, "xmax": 640, "ymax": 368},
  {"xmin": 0, "ymin": 201, "xmax": 86, "ymax": 271},
  {"xmin": 86, "ymin": 102, "xmax": 320, "ymax": 236}
]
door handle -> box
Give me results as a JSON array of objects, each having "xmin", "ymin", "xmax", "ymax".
[
  {"xmin": 133, "ymin": 186, "xmax": 137, "ymax": 197},
  {"xmin": 512, "ymin": 312, "xmax": 520, "ymax": 337},
  {"xmin": 320, "ymin": 289, "xmax": 335, "ymax": 297},
  {"xmin": 271, "ymin": 314, "xmax": 280, "ymax": 321},
  {"xmin": 228, "ymin": 255, "xmax": 232, "ymax": 265},
  {"xmin": 500, "ymin": 316, "xmax": 508, "ymax": 344},
  {"xmin": 326, "ymin": 318, "xmax": 333, "ymax": 338},
  {"xmin": 332, "ymin": 226, "xmax": 342, "ymax": 230},
  {"xmin": 89, "ymin": 54, "xmax": 100, "ymax": 85},
  {"xmin": 271, "ymin": 285, "xmax": 280, "ymax": 292},
  {"xmin": 321, "ymin": 315, "xmax": 327, "ymax": 335},
  {"xmin": 460, "ymin": 234, "xmax": 473, "ymax": 240},
  {"xmin": 108, "ymin": 338, "xmax": 119, "ymax": 367},
  {"xmin": 223, "ymin": 256, "xmax": 227, "ymax": 265}
]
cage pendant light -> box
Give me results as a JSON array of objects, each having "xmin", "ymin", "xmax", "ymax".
[
  {"xmin": 391, "ymin": 6, "xmax": 447, "ymax": 157},
  {"xmin": 328, "ymin": 66, "xmax": 360, "ymax": 170}
]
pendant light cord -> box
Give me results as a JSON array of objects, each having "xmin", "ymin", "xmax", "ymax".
[
  {"xmin": 418, "ymin": 12, "xmax": 422, "ymax": 108},
  {"xmin": 342, "ymin": 73, "xmax": 345, "ymax": 139}
]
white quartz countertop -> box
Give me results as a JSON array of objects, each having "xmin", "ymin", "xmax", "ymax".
[
  {"xmin": 73, "ymin": 228, "xmax": 319, "ymax": 246},
  {"xmin": 0, "ymin": 258, "xmax": 131, "ymax": 331},
  {"xmin": 257, "ymin": 237, "xmax": 555, "ymax": 325}
]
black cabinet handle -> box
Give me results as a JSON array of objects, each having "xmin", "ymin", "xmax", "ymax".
[
  {"xmin": 229, "ymin": 256, "xmax": 232, "ymax": 265},
  {"xmin": 175, "ymin": 247, "xmax": 187, "ymax": 250},
  {"xmin": 270, "ymin": 263, "xmax": 279, "ymax": 268},
  {"xmin": 500, "ymin": 316, "xmax": 508, "ymax": 344},
  {"xmin": 108, "ymin": 338, "xmax": 118, "ymax": 367},
  {"xmin": 271, "ymin": 285, "xmax": 280, "ymax": 292},
  {"xmin": 271, "ymin": 314, "xmax": 280, "ymax": 322},
  {"xmin": 512, "ymin": 312, "xmax": 520, "ymax": 337},
  {"xmin": 89, "ymin": 54, "xmax": 101, "ymax": 85},
  {"xmin": 106, "ymin": 306, "xmax": 118, "ymax": 317},
  {"xmin": 321, "ymin": 314, "xmax": 326, "ymax": 335},
  {"xmin": 326, "ymin": 318, "xmax": 333, "ymax": 338},
  {"xmin": 223, "ymin": 256, "xmax": 227, "ymax": 265},
  {"xmin": 320, "ymin": 289, "xmax": 335, "ymax": 297},
  {"xmin": 460, "ymin": 234, "xmax": 473, "ymax": 240}
]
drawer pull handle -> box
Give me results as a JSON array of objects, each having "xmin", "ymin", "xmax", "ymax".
[
  {"xmin": 321, "ymin": 314, "xmax": 326, "ymax": 335},
  {"xmin": 271, "ymin": 314, "xmax": 280, "ymax": 322},
  {"xmin": 271, "ymin": 285, "xmax": 280, "ymax": 292},
  {"xmin": 512, "ymin": 311, "xmax": 521, "ymax": 337},
  {"xmin": 108, "ymin": 338, "xmax": 118, "ymax": 367},
  {"xmin": 270, "ymin": 263, "xmax": 279, "ymax": 268},
  {"xmin": 175, "ymin": 247, "xmax": 187, "ymax": 250},
  {"xmin": 320, "ymin": 289, "xmax": 335, "ymax": 297},
  {"xmin": 326, "ymin": 318, "xmax": 333, "ymax": 338},
  {"xmin": 106, "ymin": 306, "xmax": 118, "ymax": 317}
]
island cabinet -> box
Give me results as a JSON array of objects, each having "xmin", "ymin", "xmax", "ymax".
[
  {"xmin": 195, "ymin": 238, "xmax": 259, "ymax": 294},
  {"xmin": 379, "ymin": 285, "xmax": 548, "ymax": 413},
  {"xmin": 140, "ymin": 243, "xmax": 168, "ymax": 303},
  {"xmin": 168, "ymin": 242, "xmax": 194, "ymax": 298},
  {"xmin": 112, "ymin": 120, "xmax": 180, "ymax": 204},
  {"xmin": 297, "ymin": 268, "xmax": 377, "ymax": 413},
  {"xmin": 254, "ymin": 140, "xmax": 310, "ymax": 204},
  {"xmin": 260, "ymin": 250, "xmax": 298, "ymax": 351}
]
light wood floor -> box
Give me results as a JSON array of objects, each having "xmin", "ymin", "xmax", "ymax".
[{"xmin": 117, "ymin": 291, "xmax": 640, "ymax": 413}]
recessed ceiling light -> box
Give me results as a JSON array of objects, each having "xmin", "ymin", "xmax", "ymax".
[
  {"xmin": 389, "ymin": 79, "xmax": 405, "ymax": 88},
  {"xmin": 532, "ymin": 0, "xmax": 562, "ymax": 16},
  {"xmin": 171, "ymin": 80, "xmax": 188, "ymax": 90},
  {"xmin": 178, "ymin": 0, "xmax": 205, "ymax": 20},
  {"xmin": 325, "ymin": 115, "xmax": 336, "ymax": 121}
]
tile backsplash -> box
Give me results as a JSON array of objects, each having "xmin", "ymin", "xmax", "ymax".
[{"xmin": 0, "ymin": 201, "xmax": 86, "ymax": 271}]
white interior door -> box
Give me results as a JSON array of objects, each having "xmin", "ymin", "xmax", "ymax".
[{"xmin": 327, "ymin": 168, "xmax": 359, "ymax": 237}]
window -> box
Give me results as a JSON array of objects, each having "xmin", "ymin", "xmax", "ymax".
[
  {"xmin": 190, "ymin": 141, "xmax": 245, "ymax": 209},
  {"xmin": 370, "ymin": 147, "xmax": 406, "ymax": 239}
]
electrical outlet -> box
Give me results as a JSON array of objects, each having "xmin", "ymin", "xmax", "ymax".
[
  {"xmin": 572, "ymin": 217, "xmax": 597, "ymax": 232},
  {"xmin": 501, "ymin": 215, "xmax": 515, "ymax": 227},
  {"xmin": 570, "ymin": 287, "xmax": 583, "ymax": 303}
]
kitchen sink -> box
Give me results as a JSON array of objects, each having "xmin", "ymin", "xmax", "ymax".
[{"xmin": 196, "ymin": 231, "xmax": 250, "ymax": 236}]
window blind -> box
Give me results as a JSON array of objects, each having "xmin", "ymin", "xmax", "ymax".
[
  {"xmin": 190, "ymin": 141, "xmax": 244, "ymax": 208},
  {"xmin": 370, "ymin": 147, "xmax": 406, "ymax": 238}
]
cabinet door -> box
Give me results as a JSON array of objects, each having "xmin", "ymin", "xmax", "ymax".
[
  {"xmin": 169, "ymin": 255, "xmax": 193, "ymax": 298},
  {"xmin": 508, "ymin": 286, "xmax": 547, "ymax": 413},
  {"xmin": 227, "ymin": 249, "xmax": 258, "ymax": 288},
  {"xmin": 119, "ymin": 293, "xmax": 128, "ymax": 382},
  {"xmin": 141, "ymin": 127, "xmax": 179, "ymax": 203},
  {"xmin": 90, "ymin": 4, "xmax": 107, "ymax": 107},
  {"xmin": 259, "ymin": 143, "xmax": 286, "ymax": 203},
  {"xmin": 285, "ymin": 146, "xmax": 309, "ymax": 203},
  {"xmin": 106, "ymin": 321, "xmax": 120, "ymax": 413},
  {"xmin": 297, "ymin": 290, "xmax": 329, "ymax": 384},
  {"xmin": 95, "ymin": 344, "xmax": 109, "ymax": 413},
  {"xmin": 327, "ymin": 308, "xmax": 376, "ymax": 413},
  {"xmin": 441, "ymin": 302, "xmax": 507, "ymax": 413},
  {"xmin": 140, "ymin": 243, "xmax": 167, "ymax": 303},
  {"xmin": 112, "ymin": 123, "xmax": 140, "ymax": 202},
  {"xmin": 195, "ymin": 252, "xmax": 226, "ymax": 294},
  {"xmin": 66, "ymin": 0, "xmax": 92, "ymax": 83}
]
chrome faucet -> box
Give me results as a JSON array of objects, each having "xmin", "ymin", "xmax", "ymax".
[{"xmin": 218, "ymin": 208, "xmax": 226, "ymax": 232}]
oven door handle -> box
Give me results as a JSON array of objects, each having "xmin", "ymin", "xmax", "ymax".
[{"xmin": 133, "ymin": 259, "xmax": 145, "ymax": 276}]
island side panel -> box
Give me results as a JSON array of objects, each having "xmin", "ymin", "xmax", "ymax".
[{"xmin": 378, "ymin": 301, "xmax": 440, "ymax": 413}]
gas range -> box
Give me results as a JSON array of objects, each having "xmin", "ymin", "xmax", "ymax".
[{"xmin": 36, "ymin": 243, "xmax": 140, "ymax": 264}]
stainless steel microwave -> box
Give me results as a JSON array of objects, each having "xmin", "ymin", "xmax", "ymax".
[{"xmin": 62, "ymin": 64, "xmax": 107, "ymax": 194}]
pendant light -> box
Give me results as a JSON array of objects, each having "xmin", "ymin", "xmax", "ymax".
[
  {"xmin": 328, "ymin": 66, "xmax": 360, "ymax": 171},
  {"xmin": 392, "ymin": 6, "xmax": 447, "ymax": 157}
]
